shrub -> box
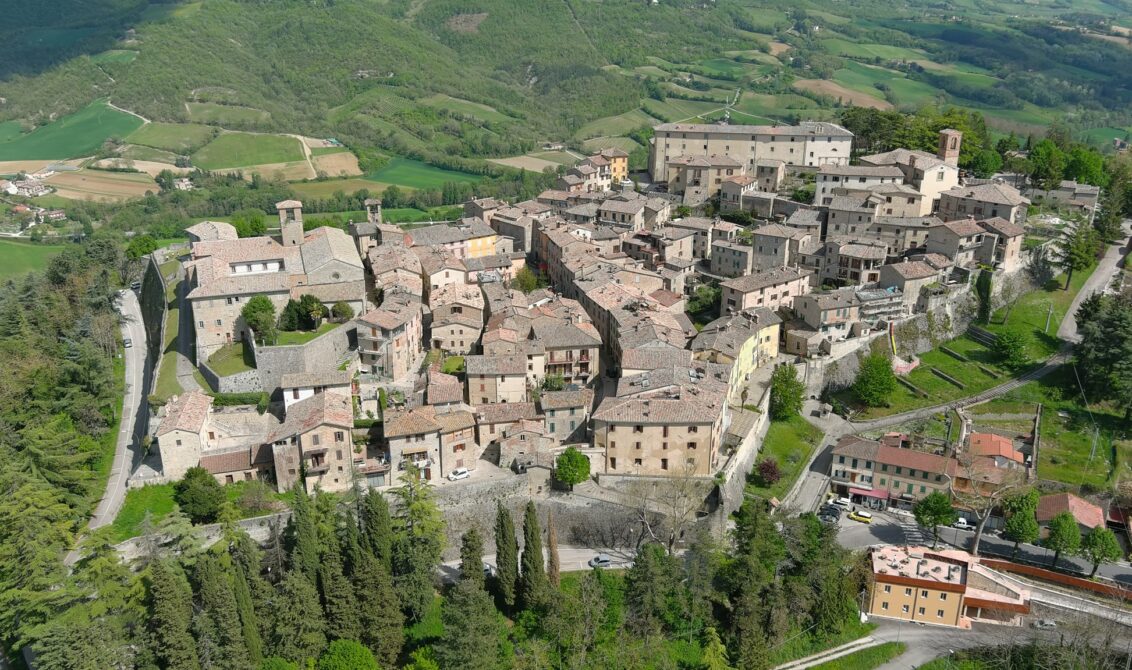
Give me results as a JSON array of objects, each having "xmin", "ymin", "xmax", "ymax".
[
  {"xmin": 755, "ymin": 458, "xmax": 782, "ymax": 486},
  {"xmin": 173, "ymin": 466, "xmax": 226, "ymax": 524}
]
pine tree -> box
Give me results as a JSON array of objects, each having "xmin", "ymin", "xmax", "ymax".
[
  {"xmin": 389, "ymin": 465, "xmax": 446, "ymax": 622},
  {"xmin": 700, "ymin": 627, "xmax": 735, "ymax": 670},
  {"xmin": 460, "ymin": 527, "xmax": 485, "ymax": 587},
  {"xmin": 340, "ymin": 512, "xmax": 366, "ymax": 578},
  {"xmin": 194, "ymin": 555, "xmax": 251, "ymax": 670},
  {"xmin": 624, "ymin": 542, "xmax": 681, "ymax": 637},
  {"xmin": 287, "ymin": 484, "xmax": 321, "ymax": 583},
  {"xmin": 518, "ymin": 501, "xmax": 547, "ymax": 611},
  {"xmin": 493, "ymin": 502, "xmax": 519, "ymax": 612},
  {"xmin": 434, "ymin": 579, "xmax": 501, "ymax": 670},
  {"xmin": 229, "ymin": 534, "xmax": 267, "ymax": 664},
  {"xmin": 353, "ymin": 550, "xmax": 405, "ymax": 667},
  {"xmin": 271, "ymin": 571, "xmax": 327, "ymax": 665},
  {"xmin": 318, "ymin": 538, "xmax": 360, "ymax": 642},
  {"xmin": 546, "ymin": 508, "xmax": 560, "ymax": 589},
  {"xmin": 146, "ymin": 559, "xmax": 201, "ymax": 670},
  {"xmin": 359, "ymin": 488, "xmax": 393, "ymax": 571}
]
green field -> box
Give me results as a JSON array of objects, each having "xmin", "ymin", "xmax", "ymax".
[
  {"xmin": 744, "ymin": 415, "xmax": 824, "ymax": 500},
  {"xmin": 0, "ymin": 121, "xmax": 22, "ymax": 143},
  {"xmin": 275, "ymin": 321, "xmax": 337, "ymax": 345},
  {"xmin": 121, "ymin": 144, "xmax": 181, "ymax": 163},
  {"xmin": 127, "ymin": 122, "xmax": 216, "ymax": 153},
  {"xmin": 0, "ymin": 101, "xmax": 144, "ymax": 160},
  {"xmin": 290, "ymin": 178, "xmax": 395, "ymax": 199},
  {"xmin": 580, "ymin": 136, "xmax": 641, "ymax": 154},
  {"xmin": 90, "ymin": 49, "xmax": 138, "ymax": 64},
  {"xmin": 185, "ymin": 101, "xmax": 270, "ymax": 125},
  {"xmin": 0, "ymin": 239, "xmax": 68, "ymax": 280},
  {"xmin": 191, "ymin": 132, "xmax": 304, "ymax": 169},
  {"xmin": 365, "ymin": 157, "xmax": 481, "ymax": 189},
  {"xmin": 527, "ymin": 150, "xmax": 579, "ymax": 166},
  {"xmin": 641, "ymin": 98, "xmax": 724, "ymax": 122},
  {"xmin": 698, "ymin": 57, "xmax": 753, "ymax": 77},
  {"xmin": 310, "ymin": 146, "xmax": 348, "ymax": 156},
  {"xmin": 575, "ymin": 108, "xmax": 658, "ymax": 139},
  {"xmin": 206, "ymin": 342, "xmax": 255, "ymax": 376},
  {"xmin": 419, "ymin": 94, "xmax": 512, "ymax": 124},
  {"xmin": 821, "ymin": 38, "xmax": 926, "ymax": 61}
]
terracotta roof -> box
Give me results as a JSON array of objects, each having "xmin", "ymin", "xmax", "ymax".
[
  {"xmin": 475, "ymin": 402, "xmax": 539, "ymax": 424},
  {"xmin": 969, "ymin": 432, "xmax": 1023, "ymax": 464},
  {"xmin": 185, "ymin": 220, "xmax": 238, "ymax": 242},
  {"xmin": 943, "ymin": 183, "xmax": 1029, "ymax": 207},
  {"xmin": 156, "ymin": 390, "xmax": 213, "ymax": 437},
  {"xmin": 721, "ymin": 266, "xmax": 813, "ymax": 293},
  {"xmin": 200, "ymin": 444, "xmax": 271, "ymax": 474},
  {"xmin": 818, "ymin": 164, "xmax": 904, "ymax": 178},
  {"xmin": 654, "ymin": 121, "xmax": 852, "ymax": 137},
  {"xmin": 540, "ymin": 389, "xmax": 593, "ymax": 411},
  {"xmin": 592, "ymin": 393, "xmax": 723, "ymax": 425},
  {"xmin": 465, "ymin": 354, "xmax": 527, "ymax": 376},
  {"xmin": 1036, "ymin": 492, "xmax": 1104, "ymax": 529},
  {"xmin": 384, "ymin": 406, "xmax": 441, "ymax": 438},
  {"xmin": 435, "ymin": 410, "xmax": 476, "ymax": 434},
  {"xmin": 874, "ymin": 444, "xmax": 953, "ymax": 474},
  {"xmin": 978, "ymin": 216, "xmax": 1024, "ymax": 238},
  {"xmin": 427, "ymin": 369, "xmax": 464, "ymax": 405},
  {"xmin": 882, "ymin": 260, "xmax": 937, "ymax": 280},
  {"xmin": 832, "ymin": 435, "xmax": 881, "ymax": 460},
  {"xmin": 280, "ymin": 370, "xmax": 353, "ymax": 389},
  {"xmin": 269, "ymin": 392, "xmax": 353, "ymax": 442},
  {"xmin": 275, "ymin": 199, "xmax": 303, "ymax": 209},
  {"xmin": 620, "ymin": 346, "xmax": 693, "ymax": 371},
  {"xmin": 937, "ymin": 219, "xmax": 986, "ymax": 238}
]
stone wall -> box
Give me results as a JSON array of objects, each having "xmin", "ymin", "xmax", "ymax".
[
  {"xmin": 198, "ymin": 359, "xmax": 263, "ymax": 394},
  {"xmin": 140, "ymin": 255, "xmax": 168, "ymax": 372},
  {"xmin": 252, "ymin": 322, "xmax": 357, "ymax": 395},
  {"xmin": 723, "ymin": 195, "xmax": 813, "ymax": 220}
]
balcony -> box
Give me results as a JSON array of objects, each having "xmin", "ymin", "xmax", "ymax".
[{"xmin": 307, "ymin": 461, "xmax": 330, "ymax": 474}]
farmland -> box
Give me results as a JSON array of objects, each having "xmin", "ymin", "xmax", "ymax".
[
  {"xmin": 185, "ymin": 102, "xmax": 270, "ymax": 126},
  {"xmin": 366, "ymin": 157, "xmax": 482, "ymax": 189},
  {"xmin": 191, "ymin": 132, "xmax": 304, "ymax": 170},
  {"xmin": 289, "ymin": 178, "xmax": 393, "ymax": 199},
  {"xmin": 126, "ymin": 122, "xmax": 216, "ymax": 153},
  {"xmin": 0, "ymin": 239, "xmax": 67, "ymax": 280},
  {"xmin": 45, "ymin": 169, "xmax": 159, "ymax": 202},
  {"xmin": 0, "ymin": 101, "xmax": 143, "ymax": 161}
]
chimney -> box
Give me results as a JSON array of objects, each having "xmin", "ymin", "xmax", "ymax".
[{"xmin": 939, "ymin": 129, "xmax": 962, "ymax": 167}]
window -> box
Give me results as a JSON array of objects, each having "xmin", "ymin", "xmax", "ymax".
[
  {"xmin": 225, "ymin": 474, "xmax": 234, "ymax": 484},
  {"xmin": 937, "ymin": 171, "xmax": 944, "ymax": 181},
  {"xmin": 610, "ymin": 441, "xmax": 616, "ymax": 449},
  {"xmin": 686, "ymin": 458, "xmax": 696, "ymax": 466},
  {"xmin": 334, "ymin": 431, "xmax": 344, "ymax": 442},
  {"xmin": 688, "ymin": 426, "xmax": 698, "ymax": 434},
  {"xmin": 908, "ymin": 469, "xmax": 916, "ymax": 477},
  {"xmin": 904, "ymin": 588, "xmax": 912, "ymax": 596},
  {"xmin": 921, "ymin": 590, "xmax": 928, "ymax": 597},
  {"xmin": 610, "ymin": 457, "xmax": 617, "ymax": 469},
  {"xmin": 633, "ymin": 425, "xmax": 644, "ymax": 433},
  {"xmin": 918, "ymin": 607, "xmax": 925, "ymax": 616},
  {"xmin": 920, "ymin": 485, "xmax": 927, "ymax": 493},
  {"xmin": 661, "ymin": 458, "xmax": 668, "ymax": 470},
  {"xmin": 215, "ymin": 319, "xmax": 222, "ymax": 326},
  {"xmin": 175, "ymin": 439, "xmax": 182, "ymax": 446},
  {"xmin": 940, "ymin": 593, "xmax": 947, "ymax": 601},
  {"xmin": 902, "ymin": 605, "xmax": 910, "ymax": 613},
  {"xmin": 312, "ymin": 434, "xmax": 321, "ymax": 446},
  {"xmin": 634, "ymin": 458, "xmax": 642, "ymax": 466},
  {"xmin": 687, "ymin": 442, "xmax": 697, "ymax": 450},
  {"xmin": 550, "ymin": 423, "xmax": 555, "ymax": 433},
  {"xmin": 198, "ymin": 320, "xmax": 204, "ymax": 328},
  {"xmin": 883, "ymin": 585, "xmax": 891, "ymax": 593},
  {"xmin": 662, "ymin": 442, "xmax": 668, "ymax": 450},
  {"xmin": 635, "ymin": 442, "xmax": 641, "ymax": 450},
  {"xmin": 879, "ymin": 478, "xmax": 886, "ymax": 486},
  {"xmin": 937, "ymin": 609, "xmax": 945, "ymax": 618},
  {"xmin": 881, "ymin": 602, "xmax": 889, "ymax": 610}
]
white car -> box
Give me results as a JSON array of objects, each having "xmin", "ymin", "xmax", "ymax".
[
  {"xmin": 447, "ymin": 467, "xmax": 470, "ymax": 481},
  {"xmin": 832, "ymin": 496, "xmax": 852, "ymax": 508},
  {"xmin": 588, "ymin": 554, "xmax": 614, "ymax": 569},
  {"xmin": 953, "ymin": 518, "xmax": 974, "ymax": 531}
]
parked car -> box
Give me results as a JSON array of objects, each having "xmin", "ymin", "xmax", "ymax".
[
  {"xmin": 832, "ymin": 496, "xmax": 852, "ymax": 508},
  {"xmin": 447, "ymin": 467, "xmax": 470, "ymax": 481},
  {"xmin": 848, "ymin": 510, "xmax": 873, "ymax": 524},
  {"xmin": 483, "ymin": 563, "xmax": 496, "ymax": 578},
  {"xmin": 818, "ymin": 514, "xmax": 839, "ymax": 525},
  {"xmin": 123, "ymin": 338, "xmax": 133, "ymax": 348},
  {"xmin": 1032, "ymin": 619, "xmax": 1057, "ymax": 630},
  {"xmin": 588, "ymin": 554, "xmax": 614, "ymax": 569},
  {"xmin": 953, "ymin": 518, "xmax": 974, "ymax": 531},
  {"xmin": 130, "ymin": 281, "xmax": 141, "ymax": 291},
  {"xmin": 820, "ymin": 504, "xmax": 842, "ymax": 517}
]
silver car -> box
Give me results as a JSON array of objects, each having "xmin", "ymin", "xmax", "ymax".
[{"xmin": 588, "ymin": 554, "xmax": 613, "ymax": 569}]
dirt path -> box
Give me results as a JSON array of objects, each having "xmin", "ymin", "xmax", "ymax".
[{"xmin": 107, "ymin": 101, "xmax": 150, "ymax": 125}]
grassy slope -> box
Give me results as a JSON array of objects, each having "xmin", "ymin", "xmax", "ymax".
[
  {"xmin": 127, "ymin": 122, "xmax": 215, "ymax": 153},
  {"xmin": 745, "ymin": 415, "xmax": 824, "ymax": 500},
  {"xmin": 0, "ymin": 101, "xmax": 143, "ymax": 160},
  {"xmin": 810, "ymin": 642, "xmax": 906, "ymax": 670},
  {"xmin": 0, "ymin": 239, "xmax": 67, "ymax": 280},
  {"xmin": 192, "ymin": 132, "xmax": 304, "ymax": 169},
  {"xmin": 366, "ymin": 157, "xmax": 482, "ymax": 188}
]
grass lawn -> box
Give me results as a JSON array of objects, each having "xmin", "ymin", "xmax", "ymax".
[
  {"xmin": 185, "ymin": 101, "xmax": 270, "ymax": 125},
  {"xmin": 310, "ymin": 146, "xmax": 348, "ymax": 156},
  {"xmin": 127, "ymin": 122, "xmax": 216, "ymax": 153},
  {"xmin": 983, "ymin": 264, "xmax": 1098, "ymax": 361},
  {"xmin": 746, "ymin": 416, "xmax": 824, "ymax": 500},
  {"xmin": 192, "ymin": 132, "xmax": 305, "ymax": 170},
  {"xmin": 575, "ymin": 108, "xmax": 658, "ymax": 139},
  {"xmin": 90, "ymin": 49, "xmax": 138, "ymax": 64},
  {"xmin": 810, "ymin": 642, "xmax": 906, "ymax": 670},
  {"xmin": 365, "ymin": 157, "xmax": 482, "ymax": 189},
  {"xmin": 110, "ymin": 483, "xmax": 176, "ymax": 542},
  {"xmin": 121, "ymin": 144, "xmax": 181, "ymax": 163},
  {"xmin": 206, "ymin": 342, "xmax": 256, "ymax": 376},
  {"xmin": 275, "ymin": 321, "xmax": 337, "ymax": 345},
  {"xmin": 289, "ymin": 178, "xmax": 397, "ymax": 199},
  {"xmin": 0, "ymin": 121, "xmax": 23, "ymax": 143},
  {"xmin": 770, "ymin": 620, "xmax": 877, "ymax": 666},
  {"xmin": 0, "ymin": 101, "xmax": 144, "ymax": 160},
  {"xmin": 154, "ymin": 352, "xmax": 182, "ymax": 402},
  {"xmin": 917, "ymin": 657, "xmax": 987, "ymax": 670},
  {"xmin": 0, "ymin": 239, "xmax": 67, "ymax": 280},
  {"xmin": 441, "ymin": 355, "xmax": 465, "ymax": 374},
  {"xmin": 821, "ymin": 37, "xmax": 927, "ymax": 60}
]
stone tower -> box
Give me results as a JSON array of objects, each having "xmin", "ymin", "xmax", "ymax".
[
  {"xmin": 276, "ymin": 199, "xmax": 304, "ymax": 247},
  {"xmin": 365, "ymin": 198, "xmax": 383, "ymax": 225},
  {"xmin": 938, "ymin": 129, "xmax": 962, "ymax": 167}
]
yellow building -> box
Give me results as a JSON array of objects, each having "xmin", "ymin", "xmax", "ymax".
[
  {"xmin": 599, "ymin": 147, "xmax": 630, "ymax": 183},
  {"xmin": 690, "ymin": 308, "xmax": 782, "ymax": 406}
]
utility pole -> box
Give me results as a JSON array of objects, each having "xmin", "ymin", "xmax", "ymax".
[
  {"xmin": 1044, "ymin": 303, "xmax": 1053, "ymax": 333},
  {"xmin": 1088, "ymin": 427, "xmax": 1100, "ymax": 463}
]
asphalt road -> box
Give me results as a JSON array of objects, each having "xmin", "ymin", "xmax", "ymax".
[
  {"xmin": 439, "ymin": 545, "xmax": 633, "ymax": 583},
  {"xmin": 89, "ymin": 289, "xmax": 149, "ymax": 530}
]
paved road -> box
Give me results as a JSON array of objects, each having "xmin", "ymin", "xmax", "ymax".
[
  {"xmin": 89, "ymin": 289, "xmax": 150, "ymax": 530},
  {"xmin": 439, "ymin": 545, "xmax": 633, "ymax": 583},
  {"xmin": 1057, "ymin": 228, "xmax": 1129, "ymax": 342}
]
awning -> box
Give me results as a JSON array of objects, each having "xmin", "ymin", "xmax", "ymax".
[{"xmin": 849, "ymin": 487, "xmax": 889, "ymax": 500}]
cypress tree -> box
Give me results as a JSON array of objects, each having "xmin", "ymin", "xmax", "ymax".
[
  {"xmin": 389, "ymin": 466, "xmax": 446, "ymax": 622},
  {"xmin": 287, "ymin": 484, "xmax": 321, "ymax": 583},
  {"xmin": 194, "ymin": 555, "xmax": 251, "ymax": 670},
  {"xmin": 146, "ymin": 559, "xmax": 201, "ymax": 670},
  {"xmin": 546, "ymin": 509, "xmax": 560, "ymax": 589},
  {"xmin": 340, "ymin": 511, "xmax": 366, "ymax": 578},
  {"xmin": 460, "ymin": 527, "xmax": 485, "ymax": 587},
  {"xmin": 518, "ymin": 501, "xmax": 547, "ymax": 611},
  {"xmin": 494, "ymin": 502, "xmax": 519, "ymax": 612},
  {"xmin": 271, "ymin": 570, "xmax": 327, "ymax": 665},
  {"xmin": 434, "ymin": 579, "xmax": 501, "ymax": 670},
  {"xmin": 229, "ymin": 534, "xmax": 266, "ymax": 664},
  {"xmin": 359, "ymin": 488, "xmax": 393, "ymax": 571},
  {"xmin": 318, "ymin": 538, "xmax": 360, "ymax": 642},
  {"xmin": 353, "ymin": 551, "xmax": 405, "ymax": 667}
]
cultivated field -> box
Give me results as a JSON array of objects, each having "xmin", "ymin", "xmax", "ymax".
[
  {"xmin": 119, "ymin": 144, "xmax": 180, "ymax": 164},
  {"xmin": 289, "ymin": 178, "xmax": 396, "ymax": 199},
  {"xmin": 127, "ymin": 122, "xmax": 216, "ymax": 153},
  {"xmin": 191, "ymin": 132, "xmax": 305, "ymax": 170},
  {"xmin": 488, "ymin": 156, "xmax": 561, "ymax": 172},
  {"xmin": 185, "ymin": 102, "xmax": 270, "ymax": 125},
  {"xmin": 575, "ymin": 108, "xmax": 657, "ymax": 139},
  {"xmin": 366, "ymin": 157, "xmax": 481, "ymax": 189},
  {"xmin": 793, "ymin": 79, "xmax": 893, "ymax": 109},
  {"xmin": 0, "ymin": 101, "xmax": 144, "ymax": 161},
  {"xmin": 419, "ymin": 94, "xmax": 511, "ymax": 124},
  {"xmin": 0, "ymin": 159, "xmax": 59, "ymax": 175},
  {"xmin": 92, "ymin": 158, "xmax": 192, "ymax": 177},
  {"xmin": 0, "ymin": 239, "xmax": 67, "ymax": 280},
  {"xmin": 45, "ymin": 169, "xmax": 159, "ymax": 202},
  {"xmin": 312, "ymin": 151, "xmax": 362, "ymax": 177},
  {"xmin": 216, "ymin": 160, "xmax": 315, "ymax": 181}
]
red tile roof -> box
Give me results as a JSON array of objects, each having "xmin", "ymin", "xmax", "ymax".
[
  {"xmin": 1036, "ymin": 492, "xmax": 1104, "ymax": 529},
  {"xmin": 969, "ymin": 432, "xmax": 1023, "ymax": 464}
]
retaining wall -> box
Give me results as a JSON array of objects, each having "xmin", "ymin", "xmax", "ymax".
[
  {"xmin": 252, "ymin": 322, "xmax": 356, "ymax": 394},
  {"xmin": 982, "ymin": 558, "xmax": 1132, "ymax": 601}
]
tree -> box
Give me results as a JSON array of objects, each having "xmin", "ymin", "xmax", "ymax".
[
  {"xmin": 351, "ymin": 551, "xmax": 404, "ymax": 667},
  {"xmin": 278, "ymin": 299, "xmax": 304, "ymax": 331},
  {"xmin": 126, "ymin": 234, "xmax": 159, "ymax": 260},
  {"xmin": 1045, "ymin": 511, "xmax": 1082, "ymax": 569},
  {"xmin": 194, "ymin": 555, "xmax": 251, "ymax": 670},
  {"xmin": 755, "ymin": 458, "xmax": 781, "ymax": 487},
  {"xmin": 912, "ymin": 492, "xmax": 957, "ymax": 549},
  {"xmin": 512, "ymin": 266, "xmax": 541, "ymax": 293},
  {"xmin": 318, "ymin": 640, "xmax": 379, "ymax": 670},
  {"xmin": 241, "ymin": 296, "xmax": 277, "ymax": 345},
  {"xmin": 540, "ymin": 372, "xmax": 566, "ymax": 392},
  {"xmin": 259, "ymin": 660, "xmax": 298, "ymax": 670},
  {"xmin": 174, "ymin": 467, "xmax": 226, "ymax": 524},
  {"xmin": 270, "ymin": 571, "xmax": 327, "ymax": 664},
  {"xmin": 298, "ymin": 294, "xmax": 326, "ymax": 329},
  {"xmin": 518, "ymin": 501, "xmax": 547, "ymax": 611},
  {"xmin": 968, "ymin": 149, "xmax": 1003, "ymax": 178},
  {"xmin": 700, "ymin": 627, "xmax": 735, "ymax": 670},
  {"xmin": 1052, "ymin": 223, "xmax": 1099, "ymax": 290},
  {"xmin": 146, "ymin": 559, "xmax": 201, "ymax": 670},
  {"xmin": 358, "ymin": 489, "xmax": 393, "ymax": 571},
  {"xmin": 768, "ymin": 364, "xmax": 804, "ymax": 420},
  {"xmin": 1002, "ymin": 489, "xmax": 1041, "ymax": 559},
  {"xmin": 949, "ymin": 454, "xmax": 1025, "ymax": 556},
  {"xmin": 330, "ymin": 301, "xmax": 353, "ymax": 322},
  {"xmin": 229, "ymin": 533, "xmax": 269, "ymax": 665},
  {"xmin": 317, "ymin": 539, "xmax": 360, "ymax": 642},
  {"xmin": 1081, "ymin": 526, "xmax": 1121, "ymax": 577},
  {"xmin": 434, "ymin": 579, "xmax": 501, "ymax": 670},
  {"xmin": 287, "ymin": 484, "xmax": 321, "ymax": 583},
  {"xmin": 992, "ymin": 330, "xmax": 1030, "ymax": 370},
  {"xmin": 389, "ymin": 464, "xmax": 446, "ymax": 622},
  {"xmin": 460, "ymin": 527, "xmax": 485, "ymax": 587},
  {"xmin": 546, "ymin": 509, "xmax": 560, "ymax": 589},
  {"xmin": 494, "ymin": 502, "xmax": 519, "ymax": 612},
  {"xmin": 623, "ymin": 542, "xmax": 681, "ymax": 637},
  {"xmin": 555, "ymin": 447, "xmax": 591, "ymax": 490},
  {"xmin": 853, "ymin": 353, "xmax": 896, "ymax": 407},
  {"xmin": 1029, "ymin": 139, "xmax": 1067, "ymax": 190}
]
